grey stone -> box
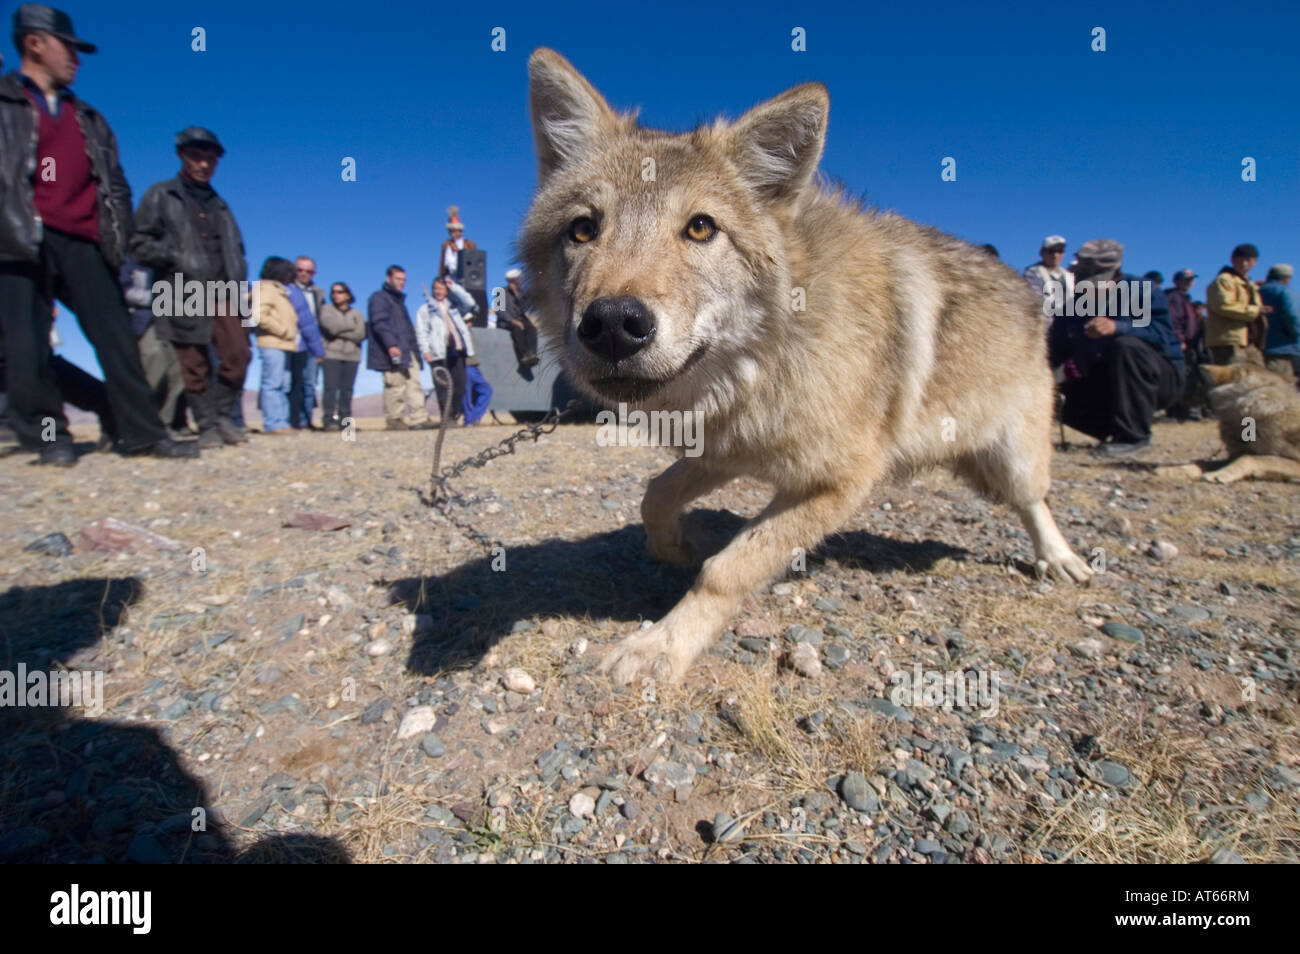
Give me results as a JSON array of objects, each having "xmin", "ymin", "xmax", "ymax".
[
  {"xmin": 1097, "ymin": 760, "xmax": 1133, "ymax": 788},
  {"xmin": 361, "ymin": 698, "xmax": 391, "ymax": 724},
  {"xmin": 840, "ymin": 772, "xmax": 879, "ymax": 813},
  {"xmin": 421, "ymin": 733, "xmax": 446, "ymax": 758},
  {"xmin": 823, "ymin": 644, "xmax": 851, "ymax": 670},
  {"xmin": 1169, "ymin": 605, "xmax": 1210, "ymax": 621},
  {"xmin": 24, "ymin": 532, "xmax": 73, "ymax": 557},
  {"xmin": 1101, "ymin": 622, "xmax": 1145, "ymax": 644}
]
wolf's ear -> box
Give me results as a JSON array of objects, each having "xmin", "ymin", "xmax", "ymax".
[
  {"xmin": 528, "ymin": 48, "xmax": 617, "ymax": 182},
  {"xmin": 728, "ymin": 83, "xmax": 829, "ymax": 202}
]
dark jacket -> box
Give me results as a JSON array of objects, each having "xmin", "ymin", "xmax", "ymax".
[
  {"xmin": 130, "ymin": 175, "xmax": 246, "ymax": 343},
  {"xmin": 503, "ymin": 284, "xmax": 534, "ymax": 326},
  {"xmin": 1164, "ymin": 287, "xmax": 1199, "ymax": 347},
  {"xmin": 0, "ymin": 71, "xmax": 133, "ymax": 269},
  {"xmin": 366, "ymin": 282, "xmax": 422, "ymax": 372},
  {"xmin": 1049, "ymin": 271, "xmax": 1185, "ymax": 374}
]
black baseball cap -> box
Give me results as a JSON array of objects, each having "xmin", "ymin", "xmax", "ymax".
[
  {"xmin": 175, "ymin": 126, "xmax": 226, "ymax": 156},
  {"xmin": 12, "ymin": 4, "xmax": 96, "ymax": 53},
  {"xmin": 1231, "ymin": 243, "xmax": 1259, "ymax": 260}
]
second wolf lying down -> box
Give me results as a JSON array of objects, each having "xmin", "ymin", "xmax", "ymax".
[{"xmin": 520, "ymin": 49, "xmax": 1092, "ymax": 685}]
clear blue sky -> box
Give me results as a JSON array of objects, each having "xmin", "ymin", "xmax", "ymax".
[{"xmin": 9, "ymin": 0, "xmax": 1298, "ymax": 397}]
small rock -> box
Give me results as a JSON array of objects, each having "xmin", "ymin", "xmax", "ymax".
[
  {"xmin": 823, "ymin": 644, "xmax": 851, "ymax": 670},
  {"xmin": 421, "ymin": 733, "xmax": 446, "ymax": 758},
  {"xmin": 643, "ymin": 760, "xmax": 695, "ymax": 790},
  {"xmin": 398, "ymin": 706, "xmax": 439, "ymax": 740},
  {"xmin": 840, "ymin": 772, "xmax": 879, "ymax": 813},
  {"xmin": 502, "ymin": 668, "xmax": 536, "ymax": 694},
  {"xmin": 1100, "ymin": 622, "xmax": 1145, "ymax": 645},
  {"xmin": 1146, "ymin": 539, "xmax": 1178, "ymax": 563},
  {"xmin": 789, "ymin": 642, "xmax": 822, "ymax": 678},
  {"xmin": 24, "ymin": 532, "xmax": 73, "ymax": 557},
  {"xmin": 569, "ymin": 792, "xmax": 596, "ymax": 819},
  {"xmin": 1069, "ymin": 638, "xmax": 1104, "ymax": 661},
  {"xmin": 365, "ymin": 638, "xmax": 393, "ymax": 657}
]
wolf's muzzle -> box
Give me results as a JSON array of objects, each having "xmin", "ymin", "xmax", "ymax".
[{"xmin": 577, "ymin": 296, "xmax": 656, "ymax": 362}]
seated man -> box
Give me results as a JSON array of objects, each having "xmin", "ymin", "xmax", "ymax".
[
  {"xmin": 502, "ymin": 268, "xmax": 540, "ymax": 367},
  {"xmin": 1049, "ymin": 239, "xmax": 1185, "ymax": 456}
]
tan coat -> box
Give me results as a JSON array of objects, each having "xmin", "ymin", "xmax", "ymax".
[
  {"xmin": 1205, "ymin": 269, "xmax": 1262, "ymax": 348},
  {"xmin": 252, "ymin": 280, "xmax": 298, "ymax": 351}
]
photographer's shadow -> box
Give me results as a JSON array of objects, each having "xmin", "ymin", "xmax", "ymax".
[
  {"xmin": 387, "ymin": 508, "xmax": 968, "ymax": 675},
  {"xmin": 0, "ymin": 577, "xmax": 348, "ymax": 863}
]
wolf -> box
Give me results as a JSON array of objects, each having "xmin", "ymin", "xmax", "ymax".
[
  {"xmin": 520, "ymin": 49, "xmax": 1092, "ymax": 685},
  {"xmin": 1191, "ymin": 360, "xmax": 1300, "ymax": 483}
]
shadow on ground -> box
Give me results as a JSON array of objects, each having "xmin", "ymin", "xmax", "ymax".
[
  {"xmin": 386, "ymin": 508, "xmax": 967, "ymax": 674},
  {"xmin": 0, "ymin": 577, "xmax": 349, "ymax": 863}
]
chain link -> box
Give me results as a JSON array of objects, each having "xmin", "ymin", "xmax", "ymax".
[{"xmin": 415, "ymin": 364, "xmax": 581, "ymax": 551}]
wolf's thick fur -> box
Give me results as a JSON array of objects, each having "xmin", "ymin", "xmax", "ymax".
[
  {"xmin": 520, "ymin": 49, "xmax": 1091, "ymax": 684},
  {"xmin": 1194, "ymin": 361, "xmax": 1300, "ymax": 483}
]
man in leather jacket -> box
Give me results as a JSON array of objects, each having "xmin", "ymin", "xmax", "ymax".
[
  {"xmin": 0, "ymin": 5, "xmax": 196, "ymax": 464},
  {"xmin": 130, "ymin": 125, "xmax": 250, "ymax": 448}
]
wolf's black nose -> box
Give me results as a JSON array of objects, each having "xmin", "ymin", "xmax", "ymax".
[{"xmin": 577, "ymin": 297, "xmax": 656, "ymax": 362}]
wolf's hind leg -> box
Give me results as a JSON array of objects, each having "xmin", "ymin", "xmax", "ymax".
[
  {"xmin": 954, "ymin": 420, "xmax": 1092, "ymax": 585},
  {"xmin": 641, "ymin": 457, "xmax": 731, "ymax": 565}
]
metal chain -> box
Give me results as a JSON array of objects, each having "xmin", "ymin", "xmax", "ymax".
[{"xmin": 415, "ymin": 364, "xmax": 580, "ymax": 551}]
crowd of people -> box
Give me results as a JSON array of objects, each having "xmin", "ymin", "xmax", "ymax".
[
  {"xmin": 0, "ymin": 6, "xmax": 544, "ymax": 465},
  {"xmin": 1017, "ymin": 234, "xmax": 1297, "ymax": 456},
  {"xmin": 1, "ymin": 6, "xmax": 1297, "ymax": 469}
]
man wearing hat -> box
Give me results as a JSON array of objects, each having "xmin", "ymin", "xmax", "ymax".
[
  {"xmin": 1023, "ymin": 235, "xmax": 1074, "ymax": 314},
  {"xmin": 130, "ymin": 125, "xmax": 250, "ymax": 448},
  {"xmin": 1205, "ymin": 243, "xmax": 1272, "ymax": 365},
  {"xmin": 1048, "ymin": 239, "xmax": 1185, "ymax": 456},
  {"xmin": 0, "ymin": 5, "xmax": 197, "ymax": 464},
  {"xmin": 502, "ymin": 268, "xmax": 540, "ymax": 367},
  {"xmin": 1165, "ymin": 268, "xmax": 1206, "ymax": 420},
  {"xmin": 1261, "ymin": 264, "xmax": 1298, "ymax": 383},
  {"xmin": 1165, "ymin": 269, "xmax": 1200, "ymax": 351}
]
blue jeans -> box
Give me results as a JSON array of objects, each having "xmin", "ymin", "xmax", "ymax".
[{"xmin": 259, "ymin": 346, "xmax": 291, "ymax": 431}]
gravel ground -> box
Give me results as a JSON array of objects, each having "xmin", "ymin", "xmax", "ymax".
[{"xmin": 1, "ymin": 415, "xmax": 1297, "ymax": 864}]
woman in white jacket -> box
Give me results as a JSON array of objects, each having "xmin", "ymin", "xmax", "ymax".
[{"xmin": 416, "ymin": 278, "xmax": 475, "ymax": 421}]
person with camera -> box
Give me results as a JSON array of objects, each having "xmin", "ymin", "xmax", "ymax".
[{"xmin": 366, "ymin": 265, "xmax": 433, "ymax": 430}]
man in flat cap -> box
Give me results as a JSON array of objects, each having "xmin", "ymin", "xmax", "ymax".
[
  {"xmin": 0, "ymin": 5, "xmax": 197, "ymax": 464},
  {"xmin": 131, "ymin": 126, "xmax": 251, "ymax": 448},
  {"xmin": 1205, "ymin": 243, "xmax": 1272, "ymax": 365},
  {"xmin": 1048, "ymin": 239, "xmax": 1185, "ymax": 456}
]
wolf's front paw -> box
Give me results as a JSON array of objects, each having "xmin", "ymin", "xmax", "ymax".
[
  {"xmin": 600, "ymin": 622, "xmax": 697, "ymax": 686},
  {"xmin": 1035, "ymin": 550, "xmax": 1093, "ymax": 585}
]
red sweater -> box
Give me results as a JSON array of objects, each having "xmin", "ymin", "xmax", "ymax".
[{"xmin": 25, "ymin": 87, "xmax": 99, "ymax": 243}]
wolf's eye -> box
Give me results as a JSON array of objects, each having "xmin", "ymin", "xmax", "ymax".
[
  {"xmin": 568, "ymin": 217, "xmax": 597, "ymax": 244},
  {"xmin": 684, "ymin": 214, "xmax": 717, "ymax": 243}
]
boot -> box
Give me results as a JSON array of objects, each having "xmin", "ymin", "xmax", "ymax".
[
  {"xmin": 214, "ymin": 379, "xmax": 249, "ymax": 444},
  {"xmin": 191, "ymin": 389, "xmax": 224, "ymax": 450}
]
